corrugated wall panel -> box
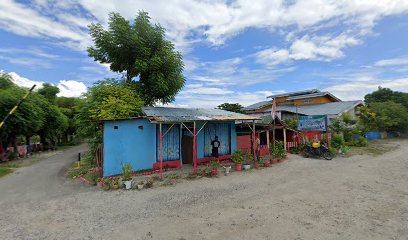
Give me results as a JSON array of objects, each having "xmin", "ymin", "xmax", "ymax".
[
  {"xmin": 156, "ymin": 124, "xmax": 180, "ymax": 161},
  {"xmin": 204, "ymin": 123, "xmax": 231, "ymax": 157}
]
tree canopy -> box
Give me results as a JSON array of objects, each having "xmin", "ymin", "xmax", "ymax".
[
  {"xmin": 88, "ymin": 11, "xmax": 185, "ymax": 105},
  {"xmin": 365, "ymin": 87, "xmax": 408, "ymax": 109},
  {"xmin": 216, "ymin": 103, "xmax": 244, "ymax": 113},
  {"xmin": 0, "ymin": 73, "xmax": 82, "ymax": 152}
]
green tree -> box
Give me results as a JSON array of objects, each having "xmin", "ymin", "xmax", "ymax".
[
  {"xmin": 88, "ymin": 11, "xmax": 185, "ymax": 105},
  {"xmin": 216, "ymin": 103, "xmax": 244, "ymax": 113},
  {"xmin": 367, "ymin": 101, "xmax": 408, "ymax": 132},
  {"xmin": 38, "ymin": 83, "xmax": 60, "ymax": 103},
  {"xmin": 0, "ymin": 73, "xmax": 14, "ymax": 89},
  {"xmin": 365, "ymin": 87, "xmax": 408, "ymax": 109},
  {"xmin": 78, "ymin": 79, "xmax": 144, "ymax": 158},
  {"xmin": 56, "ymin": 97, "xmax": 84, "ymax": 143}
]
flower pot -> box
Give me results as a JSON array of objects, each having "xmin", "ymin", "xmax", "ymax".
[
  {"xmin": 243, "ymin": 164, "xmax": 251, "ymax": 170},
  {"xmin": 123, "ymin": 179, "xmax": 132, "ymax": 190},
  {"xmin": 271, "ymin": 158, "xmax": 278, "ymax": 164},
  {"xmin": 210, "ymin": 169, "xmax": 219, "ymax": 176},
  {"xmin": 277, "ymin": 158, "xmax": 282, "ymax": 162},
  {"xmin": 137, "ymin": 184, "xmax": 144, "ymax": 190},
  {"xmin": 255, "ymin": 165, "xmax": 260, "ymax": 170},
  {"xmin": 234, "ymin": 163, "xmax": 242, "ymax": 171},
  {"xmin": 111, "ymin": 184, "xmax": 119, "ymax": 190},
  {"xmin": 97, "ymin": 182, "xmax": 103, "ymax": 188},
  {"xmin": 263, "ymin": 162, "xmax": 270, "ymax": 167}
]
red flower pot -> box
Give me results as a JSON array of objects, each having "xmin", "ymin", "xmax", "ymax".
[
  {"xmin": 272, "ymin": 158, "xmax": 278, "ymax": 164},
  {"xmin": 263, "ymin": 162, "xmax": 270, "ymax": 167},
  {"xmin": 210, "ymin": 169, "xmax": 219, "ymax": 176},
  {"xmin": 255, "ymin": 165, "xmax": 260, "ymax": 170},
  {"xmin": 277, "ymin": 158, "xmax": 282, "ymax": 162},
  {"xmin": 235, "ymin": 163, "xmax": 242, "ymax": 171}
]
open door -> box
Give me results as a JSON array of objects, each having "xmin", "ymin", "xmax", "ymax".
[{"xmin": 181, "ymin": 129, "xmax": 193, "ymax": 164}]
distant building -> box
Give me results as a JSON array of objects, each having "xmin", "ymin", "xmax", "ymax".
[{"xmin": 243, "ymin": 89, "xmax": 363, "ymax": 121}]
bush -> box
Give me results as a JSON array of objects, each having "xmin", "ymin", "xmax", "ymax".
[
  {"xmin": 352, "ymin": 136, "xmax": 368, "ymax": 147},
  {"xmin": 331, "ymin": 134, "xmax": 345, "ymax": 149}
]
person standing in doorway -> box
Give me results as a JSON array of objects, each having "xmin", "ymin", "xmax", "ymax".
[
  {"xmin": 211, "ymin": 136, "xmax": 220, "ymax": 158},
  {"xmin": 256, "ymin": 137, "xmax": 261, "ymax": 161}
]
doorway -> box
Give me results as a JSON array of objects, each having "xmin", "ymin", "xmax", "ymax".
[{"xmin": 181, "ymin": 129, "xmax": 193, "ymax": 164}]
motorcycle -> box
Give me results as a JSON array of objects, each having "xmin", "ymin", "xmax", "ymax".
[{"xmin": 303, "ymin": 141, "xmax": 333, "ymax": 160}]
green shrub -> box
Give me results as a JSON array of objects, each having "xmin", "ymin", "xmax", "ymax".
[
  {"xmin": 121, "ymin": 162, "xmax": 132, "ymax": 181},
  {"xmin": 352, "ymin": 136, "xmax": 368, "ymax": 147},
  {"xmin": 231, "ymin": 149, "xmax": 244, "ymax": 164},
  {"xmin": 331, "ymin": 134, "xmax": 345, "ymax": 149}
]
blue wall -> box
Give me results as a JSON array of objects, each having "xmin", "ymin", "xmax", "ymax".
[
  {"xmin": 103, "ymin": 120, "xmax": 237, "ymax": 176},
  {"xmin": 103, "ymin": 119, "xmax": 156, "ymax": 176}
]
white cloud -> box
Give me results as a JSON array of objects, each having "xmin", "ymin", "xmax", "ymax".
[
  {"xmin": 173, "ymin": 90, "xmax": 280, "ymax": 108},
  {"xmin": 374, "ymin": 57, "xmax": 408, "ymax": 67},
  {"xmin": 8, "ymin": 72, "xmax": 44, "ymax": 89},
  {"xmin": 1, "ymin": 0, "xmax": 408, "ymax": 53},
  {"xmin": 5, "ymin": 71, "xmax": 87, "ymax": 98},
  {"xmin": 57, "ymin": 80, "xmax": 87, "ymax": 97},
  {"xmin": 325, "ymin": 77, "xmax": 408, "ymax": 101},
  {"xmin": 256, "ymin": 34, "xmax": 360, "ymax": 65}
]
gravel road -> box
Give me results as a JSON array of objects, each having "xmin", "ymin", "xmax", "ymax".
[{"xmin": 0, "ymin": 140, "xmax": 407, "ymax": 240}]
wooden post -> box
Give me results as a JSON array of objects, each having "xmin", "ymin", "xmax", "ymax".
[
  {"xmin": 252, "ymin": 120, "xmax": 256, "ymax": 165},
  {"xmin": 283, "ymin": 128, "xmax": 287, "ymax": 151},
  {"xmin": 266, "ymin": 130, "xmax": 270, "ymax": 149},
  {"xmin": 159, "ymin": 123, "xmax": 163, "ymax": 179},
  {"xmin": 193, "ymin": 121, "xmax": 197, "ymax": 173}
]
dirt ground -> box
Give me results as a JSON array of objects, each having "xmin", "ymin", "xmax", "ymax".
[{"xmin": 0, "ymin": 139, "xmax": 407, "ymax": 240}]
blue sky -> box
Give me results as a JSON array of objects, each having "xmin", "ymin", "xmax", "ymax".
[{"xmin": 1, "ymin": 0, "xmax": 408, "ymax": 107}]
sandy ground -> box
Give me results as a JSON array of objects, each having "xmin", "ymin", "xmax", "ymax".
[{"xmin": 0, "ymin": 140, "xmax": 407, "ymax": 240}]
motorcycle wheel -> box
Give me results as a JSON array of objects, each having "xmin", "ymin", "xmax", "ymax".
[{"xmin": 322, "ymin": 151, "xmax": 333, "ymax": 160}]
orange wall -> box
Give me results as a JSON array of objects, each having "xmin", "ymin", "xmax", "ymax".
[
  {"xmin": 248, "ymin": 95, "xmax": 338, "ymax": 113},
  {"xmin": 293, "ymin": 96, "xmax": 334, "ymax": 106}
]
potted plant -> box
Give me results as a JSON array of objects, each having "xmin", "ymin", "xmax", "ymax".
[
  {"xmin": 96, "ymin": 178, "xmax": 103, "ymax": 188},
  {"xmin": 121, "ymin": 162, "xmax": 133, "ymax": 190},
  {"xmin": 261, "ymin": 158, "xmax": 270, "ymax": 167},
  {"xmin": 137, "ymin": 180, "xmax": 144, "ymax": 190},
  {"xmin": 243, "ymin": 152, "xmax": 253, "ymax": 170},
  {"xmin": 210, "ymin": 160, "xmax": 220, "ymax": 176},
  {"xmin": 231, "ymin": 149, "xmax": 244, "ymax": 171},
  {"xmin": 111, "ymin": 178, "xmax": 120, "ymax": 190}
]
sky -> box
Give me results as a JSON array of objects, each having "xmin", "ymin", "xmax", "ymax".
[{"xmin": 1, "ymin": 0, "xmax": 408, "ymax": 108}]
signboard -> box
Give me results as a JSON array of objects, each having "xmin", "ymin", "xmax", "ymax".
[{"xmin": 298, "ymin": 115, "xmax": 326, "ymax": 131}]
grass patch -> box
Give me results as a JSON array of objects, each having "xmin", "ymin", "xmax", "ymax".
[
  {"xmin": 345, "ymin": 139, "xmax": 398, "ymax": 157},
  {"xmin": 0, "ymin": 167, "xmax": 14, "ymax": 178},
  {"xmin": 67, "ymin": 153, "xmax": 96, "ymax": 178}
]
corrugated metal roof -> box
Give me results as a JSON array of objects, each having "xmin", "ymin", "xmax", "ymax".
[
  {"xmin": 262, "ymin": 100, "xmax": 363, "ymax": 116},
  {"xmin": 242, "ymin": 100, "xmax": 272, "ymax": 111},
  {"xmin": 286, "ymin": 91, "xmax": 341, "ymax": 101},
  {"xmin": 142, "ymin": 107, "xmax": 259, "ymax": 122},
  {"xmin": 267, "ymin": 89, "xmax": 320, "ymax": 99}
]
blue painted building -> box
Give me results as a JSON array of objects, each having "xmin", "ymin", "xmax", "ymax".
[{"xmin": 102, "ymin": 107, "xmax": 258, "ymax": 176}]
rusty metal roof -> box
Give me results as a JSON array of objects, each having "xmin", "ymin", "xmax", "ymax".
[{"xmin": 142, "ymin": 107, "xmax": 259, "ymax": 123}]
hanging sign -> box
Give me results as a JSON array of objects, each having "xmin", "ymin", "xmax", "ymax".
[{"xmin": 298, "ymin": 115, "xmax": 326, "ymax": 131}]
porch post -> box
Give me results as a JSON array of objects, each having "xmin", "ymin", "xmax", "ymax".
[
  {"xmin": 252, "ymin": 120, "xmax": 257, "ymax": 166},
  {"xmin": 266, "ymin": 130, "xmax": 270, "ymax": 149},
  {"xmin": 283, "ymin": 128, "xmax": 287, "ymax": 151},
  {"xmin": 159, "ymin": 123, "xmax": 163, "ymax": 179},
  {"xmin": 179, "ymin": 124, "xmax": 183, "ymax": 167},
  {"xmin": 193, "ymin": 121, "xmax": 197, "ymax": 173}
]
